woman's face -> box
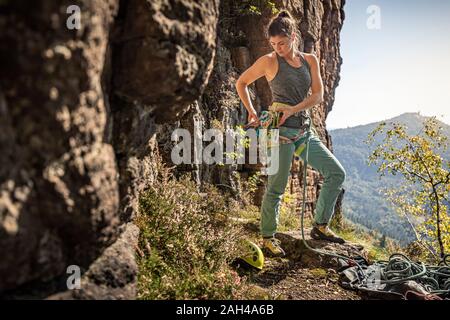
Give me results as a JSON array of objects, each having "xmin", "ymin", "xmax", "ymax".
[{"xmin": 269, "ymin": 34, "xmax": 294, "ymax": 56}]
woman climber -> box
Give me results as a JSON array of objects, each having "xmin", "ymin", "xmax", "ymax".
[{"xmin": 235, "ymin": 10, "xmax": 347, "ymax": 256}]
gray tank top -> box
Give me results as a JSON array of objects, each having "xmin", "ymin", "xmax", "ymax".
[{"xmin": 268, "ymin": 52, "xmax": 312, "ymax": 128}]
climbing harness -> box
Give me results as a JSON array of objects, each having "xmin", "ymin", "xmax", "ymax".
[
  {"xmin": 268, "ymin": 102, "xmax": 310, "ymax": 159},
  {"xmin": 244, "ymin": 102, "xmax": 308, "ymax": 153}
]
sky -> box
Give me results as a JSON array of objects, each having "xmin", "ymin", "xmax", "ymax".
[{"xmin": 326, "ymin": 0, "xmax": 450, "ymax": 129}]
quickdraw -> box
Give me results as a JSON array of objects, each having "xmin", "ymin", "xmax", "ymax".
[
  {"xmin": 244, "ymin": 110, "xmax": 281, "ymax": 149},
  {"xmin": 256, "ymin": 110, "xmax": 280, "ymax": 130}
]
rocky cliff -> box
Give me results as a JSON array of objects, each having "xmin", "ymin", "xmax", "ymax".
[{"xmin": 0, "ymin": 0, "xmax": 345, "ymax": 298}]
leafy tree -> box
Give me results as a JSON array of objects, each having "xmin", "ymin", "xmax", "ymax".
[
  {"xmin": 366, "ymin": 117, "xmax": 450, "ymax": 261},
  {"xmin": 236, "ymin": 0, "xmax": 279, "ymax": 16}
]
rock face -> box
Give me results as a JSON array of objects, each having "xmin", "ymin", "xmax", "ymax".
[
  {"xmin": 0, "ymin": 0, "xmax": 345, "ymax": 298},
  {"xmin": 0, "ymin": 0, "xmax": 124, "ymax": 296},
  {"xmin": 113, "ymin": 0, "xmax": 220, "ymax": 124}
]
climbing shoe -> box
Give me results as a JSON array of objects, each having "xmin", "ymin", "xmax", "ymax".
[
  {"xmin": 262, "ymin": 237, "xmax": 286, "ymax": 257},
  {"xmin": 310, "ymin": 225, "xmax": 345, "ymax": 244}
]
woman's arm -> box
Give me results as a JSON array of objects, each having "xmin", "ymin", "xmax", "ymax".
[
  {"xmin": 235, "ymin": 56, "xmax": 269, "ymax": 124},
  {"xmin": 293, "ymin": 53, "xmax": 324, "ymax": 113}
]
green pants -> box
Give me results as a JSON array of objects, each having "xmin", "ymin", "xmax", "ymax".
[{"xmin": 260, "ymin": 124, "xmax": 346, "ymax": 238}]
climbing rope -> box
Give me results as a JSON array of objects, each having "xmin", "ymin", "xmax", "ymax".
[
  {"xmin": 299, "ymin": 115, "xmax": 366, "ymax": 269},
  {"xmin": 369, "ymin": 253, "xmax": 450, "ymax": 293}
]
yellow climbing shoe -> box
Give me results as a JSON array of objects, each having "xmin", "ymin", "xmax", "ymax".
[
  {"xmin": 311, "ymin": 225, "xmax": 345, "ymax": 244},
  {"xmin": 262, "ymin": 237, "xmax": 286, "ymax": 257}
]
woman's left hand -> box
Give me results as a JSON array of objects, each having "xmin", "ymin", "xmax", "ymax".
[{"xmin": 275, "ymin": 106, "xmax": 296, "ymax": 127}]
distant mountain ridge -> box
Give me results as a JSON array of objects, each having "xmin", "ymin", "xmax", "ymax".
[{"xmin": 330, "ymin": 112, "xmax": 450, "ymax": 244}]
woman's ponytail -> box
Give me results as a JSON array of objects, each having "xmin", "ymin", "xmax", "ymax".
[{"xmin": 277, "ymin": 10, "xmax": 292, "ymax": 19}]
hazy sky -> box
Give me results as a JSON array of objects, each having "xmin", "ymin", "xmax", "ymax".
[{"xmin": 326, "ymin": 0, "xmax": 450, "ymax": 129}]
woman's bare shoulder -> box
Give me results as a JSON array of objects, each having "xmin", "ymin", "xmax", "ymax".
[
  {"xmin": 261, "ymin": 51, "xmax": 277, "ymax": 65},
  {"xmin": 266, "ymin": 51, "xmax": 277, "ymax": 60},
  {"xmin": 302, "ymin": 52, "xmax": 319, "ymax": 66},
  {"xmin": 250, "ymin": 52, "xmax": 277, "ymax": 70},
  {"xmin": 255, "ymin": 51, "xmax": 276, "ymax": 62}
]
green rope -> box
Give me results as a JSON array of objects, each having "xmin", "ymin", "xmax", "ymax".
[
  {"xmin": 373, "ymin": 253, "xmax": 450, "ymax": 293},
  {"xmin": 299, "ymin": 116, "xmax": 364, "ymax": 266}
]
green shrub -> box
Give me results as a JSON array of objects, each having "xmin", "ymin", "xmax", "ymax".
[
  {"xmin": 136, "ymin": 165, "xmax": 246, "ymax": 299},
  {"xmin": 237, "ymin": 0, "xmax": 279, "ymax": 16}
]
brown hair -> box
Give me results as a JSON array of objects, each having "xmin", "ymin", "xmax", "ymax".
[{"xmin": 266, "ymin": 10, "xmax": 300, "ymax": 53}]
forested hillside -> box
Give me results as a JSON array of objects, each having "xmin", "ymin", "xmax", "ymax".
[{"xmin": 331, "ymin": 112, "xmax": 450, "ymax": 244}]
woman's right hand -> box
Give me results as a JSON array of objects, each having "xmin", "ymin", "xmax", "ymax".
[{"xmin": 247, "ymin": 111, "xmax": 260, "ymax": 128}]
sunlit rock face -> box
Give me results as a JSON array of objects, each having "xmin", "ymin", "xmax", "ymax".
[{"xmin": 0, "ymin": 0, "xmax": 344, "ymax": 298}]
